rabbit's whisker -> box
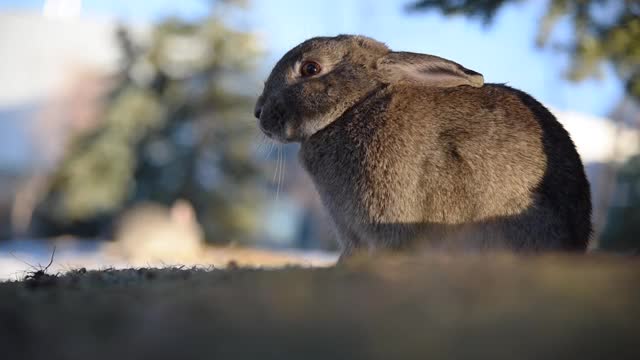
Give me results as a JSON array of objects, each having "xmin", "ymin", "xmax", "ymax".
[
  {"xmin": 273, "ymin": 144, "xmax": 280, "ymax": 186},
  {"xmin": 255, "ymin": 134, "xmax": 268, "ymax": 154},
  {"xmin": 281, "ymin": 146, "xmax": 286, "ymax": 197},
  {"xmin": 265, "ymin": 140, "xmax": 276, "ymax": 160},
  {"xmin": 277, "ymin": 145, "xmax": 283, "ymax": 201},
  {"xmin": 276, "ymin": 145, "xmax": 285, "ymax": 202}
]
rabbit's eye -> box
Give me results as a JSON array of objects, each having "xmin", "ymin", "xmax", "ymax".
[{"xmin": 300, "ymin": 61, "xmax": 322, "ymax": 77}]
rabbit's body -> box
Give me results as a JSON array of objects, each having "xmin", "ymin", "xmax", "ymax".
[
  {"xmin": 300, "ymin": 83, "xmax": 590, "ymax": 253},
  {"xmin": 255, "ymin": 35, "xmax": 591, "ymax": 256}
]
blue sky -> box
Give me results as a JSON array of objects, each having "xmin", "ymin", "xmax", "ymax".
[{"xmin": 0, "ymin": 0, "xmax": 623, "ymax": 117}]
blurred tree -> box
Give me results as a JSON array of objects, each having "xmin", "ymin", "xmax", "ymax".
[
  {"xmin": 408, "ymin": 0, "xmax": 640, "ymax": 100},
  {"xmin": 597, "ymin": 97, "xmax": 640, "ymax": 251},
  {"xmin": 598, "ymin": 153, "xmax": 640, "ymax": 252},
  {"xmin": 32, "ymin": 1, "xmax": 266, "ymax": 244}
]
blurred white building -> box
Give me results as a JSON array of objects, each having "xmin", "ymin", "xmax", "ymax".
[
  {"xmin": 0, "ymin": 11, "xmax": 121, "ymax": 236},
  {"xmin": 0, "ymin": 11, "xmax": 120, "ymax": 171},
  {"xmin": 551, "ymin": 107, "xmax": 640, "ymax": 237}
]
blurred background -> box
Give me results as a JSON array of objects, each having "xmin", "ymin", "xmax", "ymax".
[{"xmin": 0, "ymin": 0, "xmax": 638, "ymax": 279}]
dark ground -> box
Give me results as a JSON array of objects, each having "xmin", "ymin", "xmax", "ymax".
[{"xmin": 1, "ymin": 252, "xmax": 639, "ymax": 360}]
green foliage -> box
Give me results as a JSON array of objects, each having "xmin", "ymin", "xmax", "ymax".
[
  {"xmin": 408, "ymin": 0, "xmax": 515, "ymax": 23},
  {"xmin": 409, "ymin": 0, "xmax": 640, "ymax": 100},
  {"xmin": 36, "ymin": 2, "xmax": 265, "ymax": 243}
]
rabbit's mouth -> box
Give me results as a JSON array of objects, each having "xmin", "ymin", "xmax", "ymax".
[
  {"xmin": 259, "ymin": 120, "xmax": 299, "ymax": 143},
  {"xmin": 257, "ymin": 99, "xmax": 308, "ymax": 143},
  {"xmin": 260, "ymin": 114, "xmax": 336, "ymax": 143},
  {"xmin": 258, "ymin": 112, "xmax": 302, "ymax": 144}
]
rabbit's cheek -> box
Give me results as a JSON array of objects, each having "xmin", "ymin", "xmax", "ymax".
[
  {"xmin": 304, "ymin": 80, "xmax": 327, "ymax": 92},
  {"xmin": 326, "ymin": 86, "xmax": 339, "ymax": 97}
]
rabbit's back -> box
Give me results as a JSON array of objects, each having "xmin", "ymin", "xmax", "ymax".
[
  {"xmin": 300, "ymin": 83, "xmax": 591, "ymax": 251},
  {"xmin": 420, "ymin": 83, "xmax": 590, "ymax": 249}
]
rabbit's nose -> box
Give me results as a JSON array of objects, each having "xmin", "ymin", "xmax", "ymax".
[{"xmin": 254, "ymin": 105, "xmax": 263, "ymax": 119}]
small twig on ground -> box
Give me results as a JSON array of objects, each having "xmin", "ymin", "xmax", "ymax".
[{"xmin": 12, "ymin": 247, "xmax": 59, "ymax": 286}]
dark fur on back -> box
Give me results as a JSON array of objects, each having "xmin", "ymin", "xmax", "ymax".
[{"xmin": 504, "ymin": 85, "xmax": 592, "ymax": 249}]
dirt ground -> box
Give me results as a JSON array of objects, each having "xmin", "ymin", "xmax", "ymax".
[{"xmin": 1, "ymin": 252, "xmax": 639, "ymax": 360}]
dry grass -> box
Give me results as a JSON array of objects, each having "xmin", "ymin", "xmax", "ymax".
[{"xmin": 1, "ymin": 252, "xmax": 639, "ymax": 360}]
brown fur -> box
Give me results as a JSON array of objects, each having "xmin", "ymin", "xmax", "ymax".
[{"xmin": 255, "ymin": 35, "xmax": 591, "ymax": 257}]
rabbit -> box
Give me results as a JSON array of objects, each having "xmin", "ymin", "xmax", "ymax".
[{"xmin": 254, "ymin": 35, "xmax": 592, "ymax": 258}]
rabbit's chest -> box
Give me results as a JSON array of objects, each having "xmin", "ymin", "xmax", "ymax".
[{"xmin": 299, "ymin": 135, "xmax": 424, "ymax": 225}]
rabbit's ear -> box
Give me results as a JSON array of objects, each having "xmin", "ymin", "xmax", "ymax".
[{"xmin": 377, "ymin": 52, "xmax": 484, "ymax": 88}]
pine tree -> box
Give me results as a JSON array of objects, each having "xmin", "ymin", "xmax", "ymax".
[
  {"xmin": 33, "ymin": 1, "xmax": 265, "ymax": 244},
  {"xmin": 409, "ymin": 0, "xmax": 640, "ymax": 100}
]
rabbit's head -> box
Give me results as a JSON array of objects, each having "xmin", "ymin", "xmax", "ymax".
[{"xmin": 255, "ymin": 35, "xmax": 484, "ymax": 142}]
